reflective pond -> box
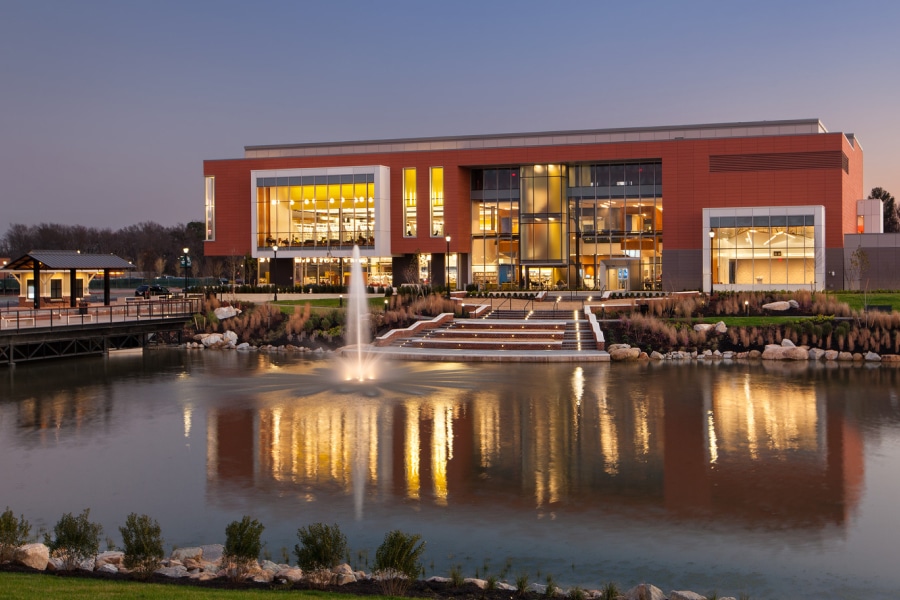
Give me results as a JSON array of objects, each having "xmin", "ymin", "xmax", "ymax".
[{"xmin": 2, "ymin": 351, "xmax": 900, "ymax": 599}]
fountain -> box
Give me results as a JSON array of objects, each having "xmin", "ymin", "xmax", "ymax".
[{"xmin": 343, "ymin": 245, "xmax": 377, "ymax": 381}]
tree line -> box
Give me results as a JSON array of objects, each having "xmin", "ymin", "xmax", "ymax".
[{"xmin": 0, "ymin": 221, "xmax": 221, "ymax": 278}]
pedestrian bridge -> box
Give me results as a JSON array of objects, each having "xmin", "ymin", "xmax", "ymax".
[{"xmin": 0, "ymin": 298, "xmax": 200, "ymax": 365}]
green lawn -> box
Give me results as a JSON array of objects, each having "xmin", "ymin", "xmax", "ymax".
[
  {"xmin": 271, "ymin": 297, "xmax": 389, "ymax": 313},
  {"xmin": 0, "ymin": 572, "xmax": 362, "ymax": 600},
  {"xmin": 833, "ymin": 292, "xmax": 900, "ymax": 312},
  {"xmin": 697, "ymin": 316, "xmax": 810, "ymax": 327}
]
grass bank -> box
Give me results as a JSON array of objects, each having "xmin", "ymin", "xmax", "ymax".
[{"xmin": 0, "ymin": 572, "xmax": 358, "ymax": 600}]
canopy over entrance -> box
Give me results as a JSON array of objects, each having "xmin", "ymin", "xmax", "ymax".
[{"xmin": 2, "ymin": 250, "xmax": 135, "ymax": 308}]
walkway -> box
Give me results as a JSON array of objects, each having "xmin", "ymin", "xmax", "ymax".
[{"xmin": 0, "ymin": 297, "xmax": 200, "ymax": 332}]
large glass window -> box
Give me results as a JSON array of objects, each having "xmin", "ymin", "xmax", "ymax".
[
  {"xmin": 204, "ymin": 177, "xmax": 215, "ymax": 241},
  {"xmin": 569, "ymin": 161, "xmax": 662, "ymax": 290},
  {"xmin": 471, "ymin": 168, "xmax": 520, "ymax": 287},
  {"xmin": 255, "ymin": 174, "xmax": 375, "ymax": 250},
  {"xmin": 709, "ymin": 214, "xmax": 817, "ymax": 287},
  {"xmin": 403, "ymin": 168, "xmax": 416, "ymax": 237},
  {"xmin": 430, "ymin": 167, "xmax": 444, "ymax": 237},
  {"xmin": 520, "ymin": 164, "xmax": 567, "ymax": 265}
]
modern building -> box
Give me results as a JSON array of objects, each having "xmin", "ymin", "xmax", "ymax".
[{"xmin": 202, "ymin": 119, "xmax": 869, "ymax": 292}]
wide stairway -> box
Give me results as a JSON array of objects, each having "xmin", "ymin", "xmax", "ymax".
[{"xmin": 392, "ymin": 307, "xmax": 594, "ymax": 353}]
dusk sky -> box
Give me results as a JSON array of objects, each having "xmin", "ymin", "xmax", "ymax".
[{"xmin": 2, "ymin": 0, "xmax": 898, "ymax": 230}]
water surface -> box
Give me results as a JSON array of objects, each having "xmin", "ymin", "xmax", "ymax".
[{"xmin": 2, "ymin": 351, "xmax": 900, "ymax": 599}]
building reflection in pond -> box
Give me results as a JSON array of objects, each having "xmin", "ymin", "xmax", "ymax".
[{"xmin": 200, "ymin": 362, "xmax": 867, "ymax": 532}]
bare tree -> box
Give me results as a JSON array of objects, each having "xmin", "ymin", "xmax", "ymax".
[{"xmin": 845, "ymin": 246, "xmax": 869, "ymax": 290}]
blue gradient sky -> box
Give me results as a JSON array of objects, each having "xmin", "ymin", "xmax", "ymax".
[{"xmin": 2, "ymin": 0, "xmax": 897, "ymax": 229}]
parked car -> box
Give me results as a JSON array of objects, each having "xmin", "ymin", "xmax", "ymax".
[{"xmin": 135, "ymin": 284, "xmax": 171, "ymax": 298}]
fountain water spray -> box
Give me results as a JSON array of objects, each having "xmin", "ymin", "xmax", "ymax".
[{"xmin": 344, "ymin": 245, "xmax": 375, "ymax": 381}]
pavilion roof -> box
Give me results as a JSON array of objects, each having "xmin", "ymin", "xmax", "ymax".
[{"xmin": 2, "ymin": 250, "xmax": 135, "ymax": 271}]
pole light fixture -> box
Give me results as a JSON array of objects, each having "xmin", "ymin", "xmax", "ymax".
[
  {"xmin": 272, "ymin": 245, "xmax": 278, "ymax": 302},
  {"xmin": 708, "ymin": 230, "xmax": 715, "ymax": 295},
  {"xmin": 182, "ymin": 247, "xmax": 190, "ymax": 294},
  {"xmin": 445, "ymin": 235, "xmax": 451, "ymax": 299}
]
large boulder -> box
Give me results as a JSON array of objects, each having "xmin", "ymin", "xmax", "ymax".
[
  {"xmin": 781, "ymin": 338, "xmax": 796, "ymax": 348},
  {"xmin": 670, "ymin": 592, "xmax": 708, "ymax": 600},
  {"xmin": 783, "ymin": 346, "xmax": 810, "ymax": 361},
  {"xmin": 610, "ymin": 346, "xmax": 642, "ymax": 361},
  {"xmin": 214, "ymin": 306, "xmax": 241, "ymax": 320},
  {"xmin": 95, "ymin": 551, "xmax": 124, "ymax": 569},
  {"xmin": 761, "ymin": 344, "xmax": 785, "ymax": 360},
  {"xmin": 762, "ymin": 301, "xmax": 791, "ymax": 311},
  {"xmin": 200, "ymin": 334, "xmax": 224, "ymax": 347},
  {"xmin": 275, "ymin": 567, "xmax": 304, "ymax": 583},
  {"xmin": 693, "ymin": 323, "xmax": 714, "ymax": 332},
  {"xmin": 223, "ymin": 330, "xmax": 239, "ymax": 346},
  {"xmin": 171, "ymin": 547, "xmax": 204, "ymax": 563},
  {"xmin": 14, "ymin": 543, "xmax": 49, "ymax": 571},
  {"xmin": 623, "ymin": 583, "xmax": 666, "ymax": 600},
  {"xmin": 824, "ymin": 350, "xmax": 839, "ymax": 361},
  {"xmin": 838, "ymin": 352, "xmax": 854, "ymax": 361},
  {"xmin": 809, "ymin": 348, "xmax": 826, "ymax": 361},
  {"xmin": 714, "ymin": 321, "xmax": 727, "ymax": 333},
  {"xmin": 156, "ymin": 564, "xmax": 190, "ymax": 578},
  {"xmin": 865, "ymin": 351, "xmax": 882, "ymax": 362}
]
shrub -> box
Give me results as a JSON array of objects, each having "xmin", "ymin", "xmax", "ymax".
[
  {"xmin": 223, "ymin": 516, "xmax": 265, "ymax": 581},
  {"xmin": 373, "ymin": 529, "xmax": 425, "ymax": 596},
  {"xmin": 600, "ymin": 582, "xmax": 619, "ymax": 600},
  {"xmin": 544, "ymin": 574, "xmax": 557, "ymax": 597},
  {"xmin": 0, "ymin": 507, "xmax": 31, "ymax": 563},
  {"xmin": 45, "ymin": 509, "xmax": 102, "ymax": 570},
  {"xmin": 568, "ymin": 586, "xmax": 586, "ymax": 600},
  {"xmin": 448, "ymin": 564, "xmax": 464, "ymax": 587},
  {"xmin": 515, "ymin": 572, "xmax": 529, "ymax": 597},
  {"xmin": 118, "ymin": 513, "xmax": 164, "ymax": 578},
  {"xmin": 294, "ymin": 522, "xmax": 347, "ymax": 586}
]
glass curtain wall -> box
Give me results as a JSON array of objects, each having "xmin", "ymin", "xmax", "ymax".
[
  {"xmin": 568, "ymin": 162, "xmax": 662, "ymax": 290},
  {"xmin": 255, "ymin": 174, "xmax": 375, "ymax": 250},
  {"xmin": 470, "ymin": 168, "xmax": 520, "ymax": 287},
  {"xmin": 519, "ymin": 165, "xmax": 567, "ymax": 288},
  {"xmin": 710, "ymin": 215, "xmax": 816, "ymax": 286}
]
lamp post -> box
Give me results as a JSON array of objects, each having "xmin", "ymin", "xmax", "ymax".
[
  {"xmin": 182, "ymin": 247, "xmax": 189, "ymax": 295},
  {"xmin": 708, "ymin": 230, "xmax": 715, "ymax": 295},
  {"xmin": 744, "ymin": 299, "xmax": 749, "ymax": 317},
  {"xmin": 272, "ymin": 245, "xmax": 278, "ymax": 302},
  {"xmin": 445, "ymin": 235, "xmax": 451, "ymax": 298}
]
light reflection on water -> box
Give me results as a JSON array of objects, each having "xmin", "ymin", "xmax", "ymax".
[{"xmin": 3, "ymin": 351, "xmax": 900, "ymax": 599}]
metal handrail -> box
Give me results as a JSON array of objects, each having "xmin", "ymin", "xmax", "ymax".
[{"xmin": 0, "ymin": 298, "xmax": 200, "ymax": 332}]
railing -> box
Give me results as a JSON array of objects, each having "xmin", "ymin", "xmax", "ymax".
[{"xmin": 0, "ymin": 298, "xmax": 201, "ymax": 332}]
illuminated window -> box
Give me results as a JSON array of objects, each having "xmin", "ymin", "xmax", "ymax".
[
  {"xmin": 403, "ymin": 168, "xmax": 416, "ymax": 237},
  {"xmin": 430, "ymin": 167, "xmax": 444, "ymax": 237},
  {"xmin": 254, "ymin": 171, "xmax": 378, "ymax": 251},
  {"xmin": 205, "ymin": 177, "xmax": 215, "ymax": 241}
]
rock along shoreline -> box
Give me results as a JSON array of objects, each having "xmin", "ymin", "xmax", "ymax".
[{"xmin": 8, "ymin": 541, "xmax": 739, "ymax": 600}]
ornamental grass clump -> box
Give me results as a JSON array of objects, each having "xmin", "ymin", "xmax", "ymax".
[
  {"xmin": 373, "ymin": 529, "xmax": 426, "ymax": 596},
  {"xmin": 294, "ymin": 522, "xmax": 348, "ymax": 588},
  {"xmin": 223, "ymin": 515, "xmax": 265, "ymax": 581},
  {"xmin": 118, "ymin": 513, "xmax": 164, "ymax": 578},
  {"xmin": 0, "ymin": 507, "xmax": 31, "ymax": 564},
  {"xmin": 45, "ymin": 508, "xmax": 102, "ymax": 570}
]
